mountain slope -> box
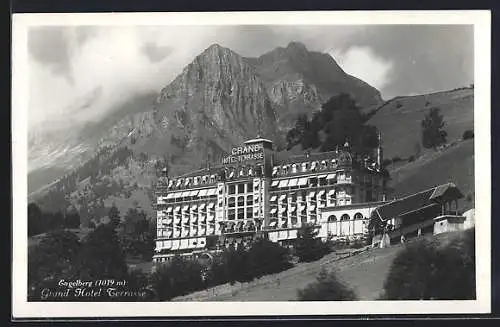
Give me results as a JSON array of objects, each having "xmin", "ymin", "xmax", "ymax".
[
  {"xmin": 245, "ymin": 42, "xmax": 383, "ymax": 127},
  {"xmin": 367, "ymin": 87, "xmax": 473, "ymax": 160}
]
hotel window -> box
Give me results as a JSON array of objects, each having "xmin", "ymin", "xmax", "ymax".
[
  {"xmin": 237, "ymin": 196, "xmax": 245, "ymax": 207},
  {"xmin": 228, "ymin": 197, "xmax": 235, "ymax": 208},
  {"xmin": 301, "ymin": 162, "xmax": 308, "ymax": 172},
  {"xmin": 311, "ymin": 161, "xmax": 318, "ymax": 171},
  {"xmin": 246, "ymin": 182, "xmax": 253, "ymax": 193},
  {"xmin": 228, "ymin": 184, "xmax": 236, "ymax": 194},
  {"xmin": 238, "ymin": 208, "xmax": 245, "ymax": 220},
  {"xmin": 282, "ymin": 165, "xmax": 289, "ymax": 175},
  {"xmin": 246, "ymin": 195, "xmax": 253, "ymax": 206},
  {"xmin": 246, "ymin": 208, "xmax": 253, "ymax": 219},
  {"xmin": 291, "ymin": 164, "xmax": 298, "ymax": 173},
  {"xmin": 238, "ymin": 184, "xmax": 245, "ymax": 194},
  {"xmin": 228, "ymin": 209, "xmax": 235, "ymax": 220}
]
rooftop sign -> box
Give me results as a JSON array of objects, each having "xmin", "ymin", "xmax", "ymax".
[{"xmin": 222, "ymin": 143, "xmax": 264, "ymax": 165}]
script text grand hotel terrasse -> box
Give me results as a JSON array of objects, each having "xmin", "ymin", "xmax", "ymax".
[{"xmin": 222, "ymin": 144, "xmax": 264, "ymax": 165}]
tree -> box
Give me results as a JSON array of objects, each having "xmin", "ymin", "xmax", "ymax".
[
  {"xmin": 28, "ymin": 203, "xmax": 43, "ymax": 236},
  {"xmin": 462, "ymin": 130, "xmax": 474, "ymax": 140},
  {"xmin": 382, "ymin": 228, "xmax": 475, "ymax": 300},
  {"xmin": 28, "ymin": 230, "xmax": 81, "ymax": 300},
  {"xmin": 149, "ymin": 255, "xmax": 204, "ymax": 301},
  {"xmin": 243, "ymin": 238, "xmax": 292, "ymax": 280},
  {"xmin": 297, "ymin": 267, "xmax": 357, "ymax": 301},
  {"xmin": 421, "ymin": 107, "xmax": 447, "ymax": 149},
  {"xmin": 295, "ymin": 223, "xmax": 328, "ymax": 262},
  {"xmin": 75, "ymin": 224, "xmax": 129, "ymax": 281},
  {"xmin": 65, "ymin": 207, "xmax": 81, "ymax": 229},
  {"xmin": 108, "ymin": 204, "xmax": 121, "ymax": 229}
]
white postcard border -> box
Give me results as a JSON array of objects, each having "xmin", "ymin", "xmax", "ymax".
[{"xmin": 12, "ymin": 10, "xmax": 491, "ymax": 318}]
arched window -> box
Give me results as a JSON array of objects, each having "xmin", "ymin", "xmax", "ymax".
[
  {"xmin": 328, "ymin": 215, "xmax": 337, "ymax": 222},
  {"xmin": 354, "ymin": 213, "xmax": 363, "ymax": 220},
  {"xmin": 341, "ymin": 214, "xmax": 350, "ymax": 221}
]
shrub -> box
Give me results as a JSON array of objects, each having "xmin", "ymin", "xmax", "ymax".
[
  {"xmin": 149, "ymin": 255, "xmax": 204, "ymax": 301},
  {"xmin": 244, "ymin": 238, "xmax": 293, "ymax": 280},
  {"xmin": 297, "ymin": 268, "xmax": 357, "ymax": 301},
  {"xmin": 462, "ymin": 130, "xmax": 474, "ymax": 140},
  {"xmin": 295, "ymin": 223, "xmax": 329, "ymax": 262},
  {"xmin": 382, "ymin": 228, "xmax": 475, "ymax": 300}
]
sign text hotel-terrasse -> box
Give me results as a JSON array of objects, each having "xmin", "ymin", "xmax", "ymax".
[{"xmin": 222, "ymin": 144, "xmax": 264, "ymax": 164}]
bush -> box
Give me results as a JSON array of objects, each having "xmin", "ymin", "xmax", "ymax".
[
  {"xmin": 295, "ymin": 223, "xmax": 329, "ymax": 262},
  {"xmin": 297, "ymin": 268, "xmax": 357, "ymax": 301},
  {"xmin": 244, "ymin": 238, "xmax": 293, "ymax": 280},
  {"xmin": 462, "ymin": 130, "xmax": 474, "ymax": 140},
  {"xmin": 150, "ymin": 255, "xmax": 204, "ymax": 301},
  {"xmin": 382, "ymin": 228, "xmax": 475, "ymax": 300}
]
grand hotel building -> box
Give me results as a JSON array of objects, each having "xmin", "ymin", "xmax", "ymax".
[{"xmin": 153, "ymin": 137, "xmax": 388, "ymax": 263}]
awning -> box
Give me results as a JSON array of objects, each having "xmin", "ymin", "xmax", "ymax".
[
  {"xmin": 327, "ymin": 174, "xmax": 336, "ymax": 180},
  {"xmin": 308, "ymin": 192, "xmax": 316, "ymax": 198},
  {"xmin": 166, "ymin": 230, "xmax": 173, "ymax": 237},
  {"xmin": 288, "ymin": 178, "xmax": 298, "ymax": 187},
  {"xmin": 208, "ymin": 203, "xmax": 215, "ymax": 209},
  {"xmin": 185, "ymin": 179, "xmax": 190, "ymax": 186},
  {"xmin": 166, "ymin": 207, "xmax": 173, "ymax": 213},
  {"xmin": 198, "ymin": 189, "xmax": 208, "ymax": 196},
  {"xmin": 191, "ymin": 204, "xmax": 198, "ymax": 210},
  {"xmin": 171, "ymin": 241, "xmax": 180, "ymax": 250},
  {"xmin": 318, "ymin": 190, "xmax": 326, "ymax": 196},
  {"xmin": 270, "ymin": 208, "xmax": 277, "ymax": 214},
  {"xmin": 297, "ymin": 177, "xmax": 308, "ymax": 186},
  {"xmin": 236, "ymin": 221, "xmax": 244, "ymax": 228},
  {"xmin": 229, "ymin": 171, "xmax": 235, "ymax": 178},
  {"xmin": 279, "ymin": 194, "xmax": 287, "ymax": 201},
  {"xmin": 166, "ymin": 193, "xmax": 175, "ymax": 199},
  {"xmin": 181, "ymin": 191, "xmax": 190, "ymax": 197},
  {"xmin": 207, "ymin": 215, "xmax": 214, "ymax": 222},
  {"xmin": 189, "ymin": 190, "xmax": 199, "ymax": 196},
  {"xmin": 279, "ymin": 206, "xmax": 287, "ymax": 213},
  {"xmin": 269, "ymin": 221, "xmax": 277, "ymax": 227},
  {"xmin": 290, "ymin": 206, "xmax": 297, "ymax": 213},
  {"xmin": 198, "ymin": 228, "xmax": 206, "ymax": 236},
  {"xmin": 278, "ymin": 180, "xmax": 289, "ymax": 188},
  {"xmin": 199, "ymin": 203, "xmax": 206, "ymax": 210},
  {"xmin": 270, "ymin": 195, "xmax": 277, "ymax": 202},
  {"xmin": 176, "ymin": 180, "xmax": 182, "ymax": 187},
  {"xmin": 318, "ymin": 174, "xmax": 327, "ymax": 179},
  {"xmin": 271, "ymin": 180, "xmax": 279, "ymax": 187},
  {"xmin": 206, "ymin": 189, "xmax": 217, "ymax": 196},
  {"xmin": 183, "ymin": 205, "xmax": 189, "ymax": 211},
  {"xmin": 309, "ymin": 205, "xmax": 316, "ymax": 211},
  {"xmin": 174, "ymin": 206, "xmax": 181, "ymax": 212},
  {"xmin": 272, "ymin": 167, "xmax": 278, "ymax": 174},
  {"xmin": 168, "ymin": 180, "xmax": 174, "ymax": 187},
  {"xmin": 191, "ymin": 216, "xmax": 198, "ymax": 223}
]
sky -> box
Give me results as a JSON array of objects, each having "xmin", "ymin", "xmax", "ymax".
[{"xmin": 27, "ymin": 25, "xmax": 474, "ymax": 131}]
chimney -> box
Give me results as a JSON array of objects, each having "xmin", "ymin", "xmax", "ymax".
[{"xmin": 377, "ymin": 131, "xmax": 383, "ymax": 169}]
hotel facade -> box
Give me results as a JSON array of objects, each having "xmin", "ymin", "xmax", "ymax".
[{"xmin": 153, "ymin": 136, "xmax": 389, "ymax": 263}]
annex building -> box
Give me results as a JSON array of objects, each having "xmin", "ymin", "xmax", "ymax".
[{"xmin": 153, "ymin": 136, "xmax": 388, "ymax": 263}]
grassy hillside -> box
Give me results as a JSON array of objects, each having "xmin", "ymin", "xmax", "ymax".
[
  {"xmin": 172, "ymin": 230, "xmax": 472, "ymax": 302},
  {"xmin": 388, "ymin": 139, "xmax": 474, "ymax": 212},
  {"xmin": 367, "ymin": 87, "xmax": 473, "ymax": 160}
]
